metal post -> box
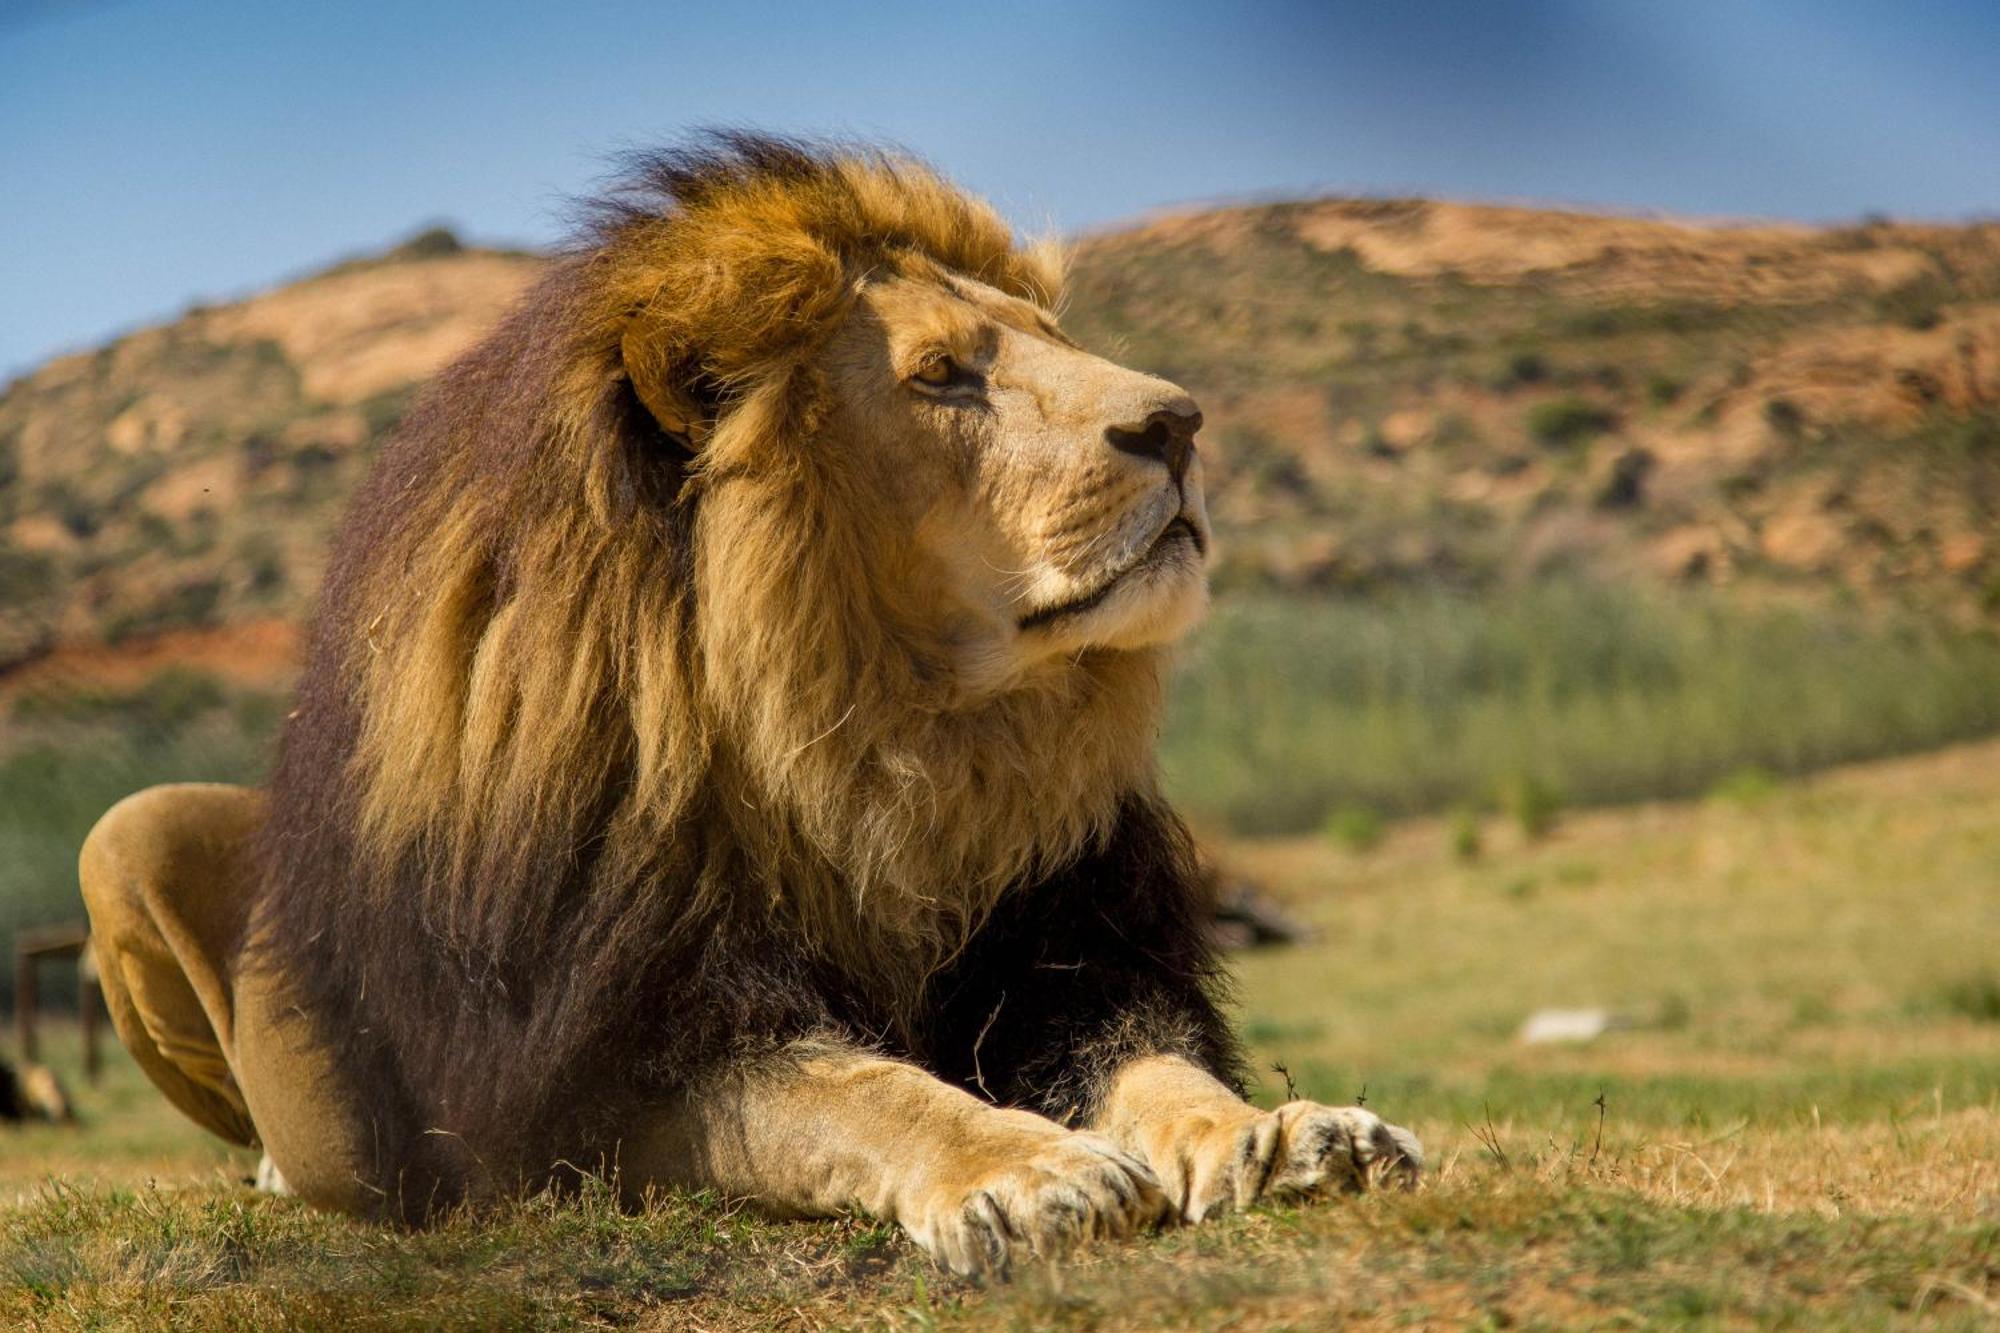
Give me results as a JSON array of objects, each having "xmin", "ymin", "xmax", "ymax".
[
  {"xmin": 14, "ymin": 945, "xmax": 36, "ymax": 1065},
  {"xmin": 78, "ymin": 958, "xmax": 100, "ymax": 1084}
]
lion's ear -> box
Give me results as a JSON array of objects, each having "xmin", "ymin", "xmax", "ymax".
[{"xmin": 620, "ymin": 323, "xmax": 717, "ymax": 451}]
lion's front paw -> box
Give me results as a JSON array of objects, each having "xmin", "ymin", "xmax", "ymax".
[
  {"xmin": 1164, "ymin": 1102, "xmax": 1422, "ymax": 1222},
  {"xmin": 905, "ymin": 1131, "xmax": 1169, "ymax": 1277}
]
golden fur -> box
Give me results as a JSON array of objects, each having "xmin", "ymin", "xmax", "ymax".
[
  {"xmin": 339, "ymin": 140, "xmax": 1167, "ymax": 996},
  {"xmin": 89, "ymin": 138, "xmax": 1421, "ymax": 1265}
]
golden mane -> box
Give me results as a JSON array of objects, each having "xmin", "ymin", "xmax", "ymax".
[{"xmin": 333, "ymin": 134, "xmax": 1162, "ymax": 995}]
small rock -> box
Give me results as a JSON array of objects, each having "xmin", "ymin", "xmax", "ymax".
[{"xmin": 1519, "ymin": 1008, "xmax": 1627, "ymax": 1045}]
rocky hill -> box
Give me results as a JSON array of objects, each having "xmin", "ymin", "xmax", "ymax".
[{"xmin": 3, "ymin": 204, "xmax": 1998, "ymax": 681}]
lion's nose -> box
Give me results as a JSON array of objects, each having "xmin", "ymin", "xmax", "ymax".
[{"xmin": 1105, "ymin": 405, "xmax": 1202, "ymax": 484}]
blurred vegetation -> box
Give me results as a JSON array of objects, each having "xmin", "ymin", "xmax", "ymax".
[
  {"xmin": 5, "ymin": 580, "xmax": 2000, "ymax": 994},
  {"xmin": 1162, "ymin": 584, "xmax": 2000, "ymax": 834},
  {"xmin": 1524, "ymin": 396, "xmax": 1617, "ymax": 449},
  {"xmin": 1322, "ymin": 805, "xmax": 1385, "ymax": 853},
  {"xmin": 0, "ymin": 669, "xmax": 276, "ymax": 1000}
]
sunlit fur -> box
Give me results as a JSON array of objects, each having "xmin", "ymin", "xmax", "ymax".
[
  {"xmin": 254, "ymin": 134, "xmax": 1219, "ymax": 1200},
  {"xmin": 340, "ymin": 136, "xmax": 1160, "ymax": 980}
]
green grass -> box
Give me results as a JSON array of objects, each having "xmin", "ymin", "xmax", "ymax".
[
  {"xmin": 4, "ymin": 738, "xmax": 1997, "ymax": 1329},
  {"xmin": 1526, "ymin": 395, "xmax": 1619, "ymax": 448},
  {"xmin": 1162, "ymin": 584, "xmax": 2000, "ymax": 833}
]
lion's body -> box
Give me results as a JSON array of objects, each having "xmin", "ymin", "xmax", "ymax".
[{"xmin": 82, "ymin": 136, "xmax": 1417, "ymax": 1269}]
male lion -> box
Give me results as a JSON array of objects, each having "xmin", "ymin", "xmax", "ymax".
[{"xmin": 80, "ymin": 134, "xmax": 1419, "ymax": 1275}]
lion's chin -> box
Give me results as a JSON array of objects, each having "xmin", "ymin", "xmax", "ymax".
[
  {"xmin": 1091, "ymin": 572, "xmax": 1209, "ymax": 652},
  {"xmin": 1020, "ymin": 527, "xmax": 1210, "ymax": 655}
]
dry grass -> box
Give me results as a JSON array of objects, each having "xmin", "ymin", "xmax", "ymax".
[{"xmin": 4, "ymin": 739, "xmax": 1999, "ymax": 1329}]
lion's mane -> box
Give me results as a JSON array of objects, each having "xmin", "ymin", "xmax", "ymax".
[{"xmin": 255, "ymin": 134, "xmax": 1228, "ymax": 1210}]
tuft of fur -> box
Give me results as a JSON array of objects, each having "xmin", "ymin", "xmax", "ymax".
[{"xmin": 255, "ymin": 133, "xmax": 1228, "ymax": 1211}]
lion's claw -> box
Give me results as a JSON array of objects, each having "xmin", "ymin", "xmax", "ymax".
[
  {"xmin": 1171, "ymin": 1102, "xmax": 1422, "ymax": 1221},
  {"xmin": 910, "ymin": 1131, "xmax": 1169, "ymax": 1277}
]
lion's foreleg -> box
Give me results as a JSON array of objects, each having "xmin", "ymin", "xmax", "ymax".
[
  {"xmin": 1090, "ymin": 1054, "xmax": 1423, "ymax": 1221},
  {"xmin": 622, "ymin": 1045, "xmax": 1166, "ymax": 1275}
]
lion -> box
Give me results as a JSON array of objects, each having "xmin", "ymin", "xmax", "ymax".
[{"xmin": 79, "ymin": 133, "xmax": 1419, "ymax": 1275}]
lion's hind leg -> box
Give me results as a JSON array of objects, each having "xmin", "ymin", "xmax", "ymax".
[
  {"xmin": 80, "ymin": 783, "xmax": 381, "ymax": 1215},
  {"xmin": 79, "ymin": 783, "xmax": 266, "ymax": 1149}
]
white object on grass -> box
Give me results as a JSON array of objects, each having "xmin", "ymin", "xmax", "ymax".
[{"xmin": 1519, "ymin": 1007, "xmax": 1623, "ymax": 1044}]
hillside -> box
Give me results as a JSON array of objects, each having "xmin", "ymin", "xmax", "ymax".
[{"xmin": 3, "ymin": 204, "xmax": 2000, "ymax": 678}]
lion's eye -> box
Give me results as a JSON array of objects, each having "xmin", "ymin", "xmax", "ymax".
[{"xmin": 912, "ymin": 355, "xmax": 956, "ymax": 387}]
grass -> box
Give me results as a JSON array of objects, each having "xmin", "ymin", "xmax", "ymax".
[
  {"xmin": 3, "ymin": 737, "xmax": 1997, "ymax": 1328},
  {"xmin": 1161, "ymin": 584, "xmax": 2000, "ymax": 833}
]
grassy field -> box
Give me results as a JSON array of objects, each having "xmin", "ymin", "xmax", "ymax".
[
  {"xmin": 3, "ymin": 736, "xmax": 1996, "ymax": 1329},
  {"xmin": 1163, "ymin": 585, "xmax": 2000, "ymax": 833}
]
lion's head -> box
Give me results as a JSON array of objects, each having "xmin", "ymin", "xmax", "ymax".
[
  {"xmin": 795, "ymin": 253, "xmax": 1209, "ymax": 679},
  {"xmin": 321, "ymin": 134, "xmax": 1208, "ymax": 984},
  {"xmin": 613, "ymin": 136, "xmax": 1211, "ymax": 689}
]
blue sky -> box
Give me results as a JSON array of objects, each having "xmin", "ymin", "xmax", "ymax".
[{"xmin": 3, "ymin": 0, "xmax": 1997, "ymax": 380}]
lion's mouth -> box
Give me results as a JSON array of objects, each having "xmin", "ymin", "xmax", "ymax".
[{"xmin": 1017, "ymin": 516, "xmax": 1205, "ymax": 632}]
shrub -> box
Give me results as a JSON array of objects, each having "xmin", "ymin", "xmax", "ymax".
[
  {"xmin": 48, "ymin": 485, "xmax": 104, "ymax": 539},
  {"xmin": 1432, "ymin": 414, "xmax": 1480, "ymax": 451},
  {"xmin": 0, "ymin": 548, "xmax": 54, "ymax": 603},
  {"xmin": 1937, "ymin": 412, "xmax": 2000, "ymax": 457},
  {"xmin": 1495, "ymin": 350, "xmax": 1548, "ymax": 389},
  {"xmin": 11, "ymin": 666, "xmax": 227, "ymax": 737},
  {"xmin": 1503, "ymin": 775, "xmax": 1565, "ymax": 840},
  {"xmin": 360, "ymin": 385, "xmax": 418, "ymax": 439},
  {"xmin": 128, "ymin": 667, "xmax": 228, "ymax": 734},
  {"xmin": 1763, "ymin": 397, "xmax": 1807, "ymax": 438},
  {"xmin": 1936, "ymin": 973, "xmax": 2000, "ymax": 1023},
  {"xmin": 389, "ymin": 225, "xmax": 465, "ymax": 261},
  {"xmin": 1449, "ymin": 808, "xmax": 1483, "ymax": 862},
  {"xmin": 103, "ymin": 579, "xmax": 225, "ymax": 643},
  {"xmin": 1709, "ymin": 765, "xmax": 1780, "ymax": 806},
  {"xmin": 1645, "ymin": 374, "xmax": 1685, "ymax": 407},
  {"xmin": 1596, "ymin": 448, "xmax": 1654, "ymax": 509},
  {"xmin": 1325, "ymin": 805, "xmax": 1385, "ymax": 853},
  {"xmin": 1526, "ymin": 397, "xmax": 1615, "ymax": 449}
]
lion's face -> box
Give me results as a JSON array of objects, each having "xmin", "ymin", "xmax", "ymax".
[{"xmin": 823, "ymin": 269, "xmax": 1209, "ymax": 689}]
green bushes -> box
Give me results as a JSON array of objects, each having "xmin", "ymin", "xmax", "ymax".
[
  {"xmin": 1935, "ymin": 973, "xmax": 2000, "ymax": 1022},
  {"xmin": 1644, "ymin": 374, "xmax": 1685, "ymax": 407},
  {"xmin": 1501, "ymin": 774, "xmax": 1564, "ymax": 840},
  {"xmin": 103, "ymin": 579, "xmax": 224, "ymax": 643},
  {"xmin": 388, "ymin": 225, "xmax": 465, "ymax": 261},
  {"xmin": 1323, "ymin": 805, "xmax": 1384, "ymax": 852},
  {"xmin": 0, "ymin": 548, "xmax": 54, "ymax": 603},
  {"xmin": 13, "ymin": 665, "xmax": 228, "ymax": 737},
  {"xmin": 1526, "ymin": 397, "xmax": 1617, "ymax": 448},
  {"xmin": 1763, "ymin": 397, "xmax": 1807, "ymax": 437},
  {"xmin": 1161, "ymin": 585, "xmax": 2000, "ymax": 834},
  {"xmin": 1491, "ymin": 349, "xmax": 1549, "ymax": 389}
]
